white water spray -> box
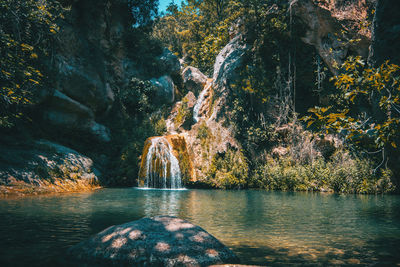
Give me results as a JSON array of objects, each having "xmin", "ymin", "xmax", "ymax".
[
  {"xmin": 193, "ymin": 80, "xmax": 212, "ymax": 123},
  {"xmin": 141, "ymin": 137, "xmax": 182, "ymax": 189}
]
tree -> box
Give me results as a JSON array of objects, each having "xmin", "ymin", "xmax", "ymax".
[
  {"xmin": 153, "ymin": 0, "xmax": 239, "ymax": 75},
  {"xmin": 0, "ymin": 0, "xmax": 64, "ymax": 127},
  {"xmin": 303, "ymin": 56, "xmax": 400, "ymax": 151},
  {"xmin": 129, "ymin": 0, "xmax": 159, "ymax": 26}
]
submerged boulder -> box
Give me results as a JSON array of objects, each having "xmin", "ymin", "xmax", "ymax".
[{"xmin": 68, "ymin": 216, "xmax": 239, "ymax": 266}]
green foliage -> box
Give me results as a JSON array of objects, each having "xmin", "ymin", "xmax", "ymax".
[
  {"xmin": 120, "ymin": 78, "xmax": 158, "ymax": 117},
  {"xmin": 174, "ymin": 96, "xmax": 192, "ymax": 126},
  {"xmin": 303, "ymin": 57, "xmax": 400, "ymax": 150},
  {"xmin": 106, "ymin": 76, "xmax": 168, "ymax": 186},
  {"xmin": 252, "ymin": 152, "xmax": 395, "ymax": 194},
  {"xmin": 151, "ymin": 116, "xmax": 167, "ymax": 136},
  {"xmin": 153, "ymin": 0, "xmax": 239, "ymax": 75},
  {"xmin": 0, "ymin": 0, "xmax": 64, "ymax": 127},
  {"xmin": 197, "ymin": 121, "xmax": 211, "ymax": 140},
  {"xmin": 128, "ymin": 0, "xmax": 159, "ymax": 26},
  {"xmin": 205, "ymin": 147, "xmax": 249, "ymax": 189}
]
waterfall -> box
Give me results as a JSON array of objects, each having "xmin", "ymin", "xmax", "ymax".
[
  {"xmin": 140, "ymin": 137, "xmax": 182, "ymax": 189},
  {"xmin": 193, "ymin": 80, "xmax": 212, "ymax": 123}
]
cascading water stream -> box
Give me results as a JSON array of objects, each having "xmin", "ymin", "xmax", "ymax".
[
  {"xmin": 193, "ymin": 80, "xmax": 212, "ymax": 123},
  {"xmin": 141, "ymin": 137, "xmax": 182, "ymax": 189}
]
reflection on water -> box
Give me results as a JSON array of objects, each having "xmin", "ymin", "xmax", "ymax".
[
  {"xmin": 142, "ymin": 189, "xmax": 186, "ymax": 216},
  {"xmin": 0, "ymin": 189, "xmax": 400, "ymax": 266}
]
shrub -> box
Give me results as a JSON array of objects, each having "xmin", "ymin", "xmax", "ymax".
[
  {"xmin": 205, "ymin": 147, "xmax": 249, "ymax": 189},
  {"xmin": 251, "ymin": 151, "xmax": 395, "ymax": 194},
  {"xmin": 174, "ymin": 97, "xmax": 192, "ymax": 126}
]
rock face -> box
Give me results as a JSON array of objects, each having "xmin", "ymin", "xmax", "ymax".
[
  {"xmin": 179, "ymin": 36, "xmax": 246, "ymax": 180},
  {"xmin": 182, "ymin": 66, "xmax": 208, "ymax": 95},
  {"xmin": 1, "ymin": 0, "xmax": 187, "ymax": 190},
  {"xmin": 193, "ymin": 80, "xmax": 213, "ymax": 123},
  {"xmin": 42, "ymin": 90, "xmax": 111, "ymax": 143},
  {"xmin": 0, "ymin": 140, "xmax": 99, "ymax": 187},
  {"xmin": 42, "ymin": 0, "xmax": 134, "ymax": 143},
  {"xmin": 368, "ymin": 0, "xmax": 400, "ymax": 66},
  {"xmin": 291, "ymin": 0, "xmax": 373, "ymax": 74},
  {"xmin": 213, "ymin": 35, "xmax": 248, "ymax": 95},
  {"xmin": 68, "ymin": 216, "xmax": 239, "ymax": 266},
  {"xmin": 167, "ymin": 91, "xmax": 197, "ymax": 132}
]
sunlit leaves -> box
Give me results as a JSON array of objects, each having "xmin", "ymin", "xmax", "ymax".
[
  {"xmin": 0, "ymin": 0, "xmax": 64, "ymax": 127},
  {"xmin": 153, "ymin": 0, "xmax": 240, "ymax": 75},
  {"xmin": 303, "ymin": 56, "xmax": 400, "ymax": 150}
]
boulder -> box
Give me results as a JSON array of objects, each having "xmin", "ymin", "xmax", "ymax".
[
  {"xmin": 68, "ymin": 216, "xmax": 239, "ymax": 266},
  {"xmin": 57, "ymin": 58, "xmax": 114, "ymax": 114},
  {"xmin": 0, "ymin": 139, "xmax": 99, "ymax": 186},
  {"xmin": 182, "ymin": 66, "xmax": 208, "ymax": 95},
  {"xmin": 42, "ymin": 90, "xmax": 111, "ymax": 143},
  {"xmin": 151, "ymin": 75, "xmax": 176, "ymax": 103},
  {"xmin": 158, "ymin": 48, "xmax": 181, "ymax": 75}
]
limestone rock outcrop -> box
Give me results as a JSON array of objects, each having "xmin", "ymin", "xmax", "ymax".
[
  {"xmin": 213, "ymin": 35, "xmax": 248, "ymax": 95},
  {"xmin": 291, "ymin": 0, "xmax": 373, "ymax": 74},
  {"xmin": 180, "ymin": 36, "xmax": 246, "ymax": 180},
  {"xmin": 68, "ymin": 216, "xmax": 240, "ymax": 266},
  {"xmin": 182, "ymin": 66, "xmax": 208, "ymax": 95}
]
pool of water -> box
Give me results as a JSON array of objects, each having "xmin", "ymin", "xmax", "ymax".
[{"xmin": 1, "ymin": 188, "xmax": 400, "ymax": 266}]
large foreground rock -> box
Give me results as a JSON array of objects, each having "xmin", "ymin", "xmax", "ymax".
[{"xmin": 68, "ymin": 216, "xmax": 239, "ymax": 266}]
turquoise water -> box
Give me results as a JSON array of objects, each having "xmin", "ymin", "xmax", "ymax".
[{"xmin": 0, "ymin": 189, "xmax": 400, "ymax": 266}]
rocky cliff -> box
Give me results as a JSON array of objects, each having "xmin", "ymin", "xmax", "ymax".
[
  {"xmin": 0, "ymin": 0, "xmax": 179, "ymax": 193},
  {"xmin": 368, "ymin": 0, "xmax": 400, "ymax": 66},
  {"xmin": 291, "ymin": 0, "xmax": 375, "ymax": 74},
  {"xmin": 2, "ymin": 0, "xmax": 398, "ymax": 193}
]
